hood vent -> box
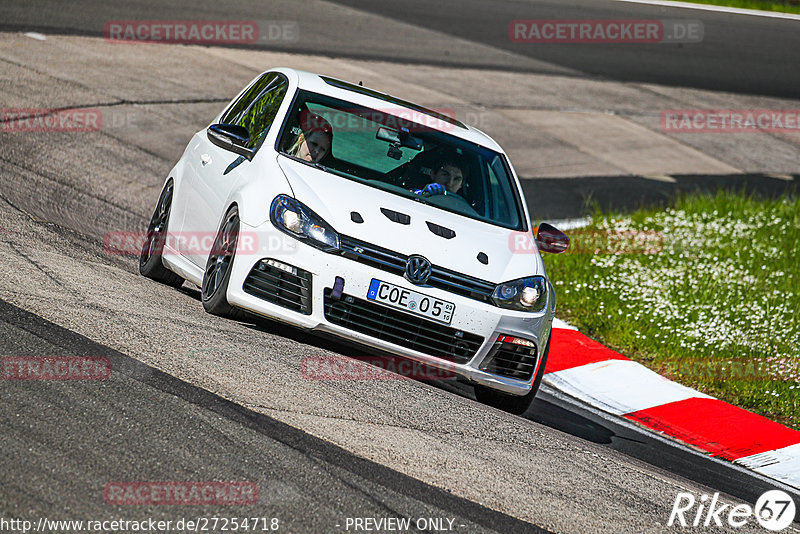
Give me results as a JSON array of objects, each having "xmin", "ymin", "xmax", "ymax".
[
  {"xmin": 380, "ymin": 208, "xmax": 410, "ymax": 225},
  {"xmin": 351, "ymin": 211, "xmax": 364, "ymax": 223},
  {"xmin": 426, "ymin": 221, "xmax": 456, "ymax": 239}
]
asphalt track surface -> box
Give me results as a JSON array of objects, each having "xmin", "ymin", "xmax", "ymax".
[
  {"xmin": 2, "ymin": 290, "xmax": 798, "ymax": 530},
  {"xmin": 1, "ymin": 1, "xmax": 800, "ymax": 532}
]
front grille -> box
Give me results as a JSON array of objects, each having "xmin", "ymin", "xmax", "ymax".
[
  {"xmin": 339, "ymin": 235, "xmax": 406, "ymax": 275},
  {"xmin": 323, "ymin": 289, "xmax": 484, "ymax": 364},
  {"xmin": 480, "ymin": 339, "xmax": 539, "ymax": 381},
  {"xmin": 338, "ymin": 235, "xmax": 495, "ymax": 303},
  {"xmin": 429, "ymin": 266, "xmax": 495, "ymax": 301},
  {"xmin": 243, "ymin": 259, "xmax": 312, "ymax": 314}
]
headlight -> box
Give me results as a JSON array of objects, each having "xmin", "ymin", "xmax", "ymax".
[
  {"xmin": 270, "ymin": 195, "xmax": 340, "ymax": 251},
  {"xmin": 491, "ymin": 276, "xmax": 547, "ymax": 312}
]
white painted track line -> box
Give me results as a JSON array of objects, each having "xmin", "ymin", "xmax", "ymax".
[{"xmin": 611, "ymin": 0, "xmax": 800, "ymax": 21}]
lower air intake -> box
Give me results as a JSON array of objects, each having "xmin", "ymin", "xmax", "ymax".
[
  {"xmin": 480, "ymin": 338, "xmax": 539, "ymax": 381},
  {"xmin": 323, "ymin": 289, "xmax": 483, "ymax": 364},
  {"xmin": 243, "ymin": 259, "xmax": 312, "ymax": 315}
]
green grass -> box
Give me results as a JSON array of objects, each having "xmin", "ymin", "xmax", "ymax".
[
  {"xmin": 665, "ymin": 0, "xmax": 800, "ymax": 15},
  {"xmin": 544, "ymin": 191, "xmax": 800, "ymax": 429}
]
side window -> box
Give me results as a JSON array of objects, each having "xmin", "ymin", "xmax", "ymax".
[
  {"xmin": 221, "ymin": 73, "xmax": 276, "ymax": 125},
  {"xmin": 221, "ymin": 72, "xmax": 288, "ymax": 149}
]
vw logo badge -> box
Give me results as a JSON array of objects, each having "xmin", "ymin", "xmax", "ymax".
[{"xmin": 405, "ymin": 255, "xmax": 432, "ymax": 285}]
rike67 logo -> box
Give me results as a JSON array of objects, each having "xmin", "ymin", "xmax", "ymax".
[{"xmin": 668, "ymin": 490, "xmax": 796, "ymax": 531}]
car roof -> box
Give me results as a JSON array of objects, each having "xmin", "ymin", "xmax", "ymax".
[{"xmin": 272, "ymin": 67, "xmax": 504, "ymax": 151}]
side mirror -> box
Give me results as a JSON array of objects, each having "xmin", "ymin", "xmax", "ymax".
[
  {"xmin": 536, "ymin": 222, "xmax": 569, "ymax": 254},
  {"xmin": 207, "ymin": 124, "xmax": 254, "ymax": 160}
]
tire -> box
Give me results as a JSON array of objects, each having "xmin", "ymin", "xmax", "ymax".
[
  {"xmin": 474, "ymin": 335, "xmax": 551, "ymax": 415},
  {"xmin": 139, "ymin": 181, "xmax": 184, "ymax": 287},
  {"xmin": 201, "ymin": 205, "xmax": 244, "ymax": 319}
]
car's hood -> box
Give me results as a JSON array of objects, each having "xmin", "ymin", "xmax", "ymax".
[{"xmin": 277, "ymin": 156, "xmax": 543, "ymax": 283}]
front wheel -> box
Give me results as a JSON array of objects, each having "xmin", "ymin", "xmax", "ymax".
[
  {"xmin": 139, "ymin": 181, "xmax": 184, "ymax": 287},
  {"xmin": 474, "ymin": 335, "xmax": 551, "ymax": 415},
  {"xmin": 201, "ymin": 206, "xmax": 243, "ymax": 319}
]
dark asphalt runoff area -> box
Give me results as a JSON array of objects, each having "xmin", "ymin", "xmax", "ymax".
[
  {"xmin": 1, "ymin": 0, "xmax": 799, "ymax": 98},
  {"xmin": 330, "ymin": 0, "xmax": 800, "ymax": 98}
]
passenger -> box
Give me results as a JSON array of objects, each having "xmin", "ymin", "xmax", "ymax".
[
  {"xmin": 414, "ymin": 160, "xmax": 465, "ymax": 196},
  {"xmin": 287, "ymin": 111, "xmax": 333, "ymax": 163}
]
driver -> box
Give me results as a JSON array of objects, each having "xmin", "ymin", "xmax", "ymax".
[
  {"xmin": 414, "ymin": 160, "xmax": 465, "ymax": 196},
  {"xmin": 287, "ymin": 110, "xmax": 333, "ymax": 163}
]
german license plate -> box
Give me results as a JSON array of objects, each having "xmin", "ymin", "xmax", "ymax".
[{"xmin": 367, "ymin": 279, "xmax": 454, "ymax": 325}]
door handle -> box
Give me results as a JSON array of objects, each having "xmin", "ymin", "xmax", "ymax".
[{"xmin": 200, "ymin": 154, "xmax": 211, "ymax": 166}]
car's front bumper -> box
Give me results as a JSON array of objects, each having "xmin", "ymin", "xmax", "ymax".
[{"xmin": 226, "ymin": 223, "xmax": 555, "ymax": 396}]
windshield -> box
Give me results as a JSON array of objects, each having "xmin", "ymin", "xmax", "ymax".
[{"xmin": 277, "ymin": 90, "xmax": 525, "ymax": 230}]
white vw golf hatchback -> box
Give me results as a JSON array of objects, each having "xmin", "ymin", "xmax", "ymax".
[{"xmin": 140, "ymin": 68, "xmax": 568, "ymax": 413}]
